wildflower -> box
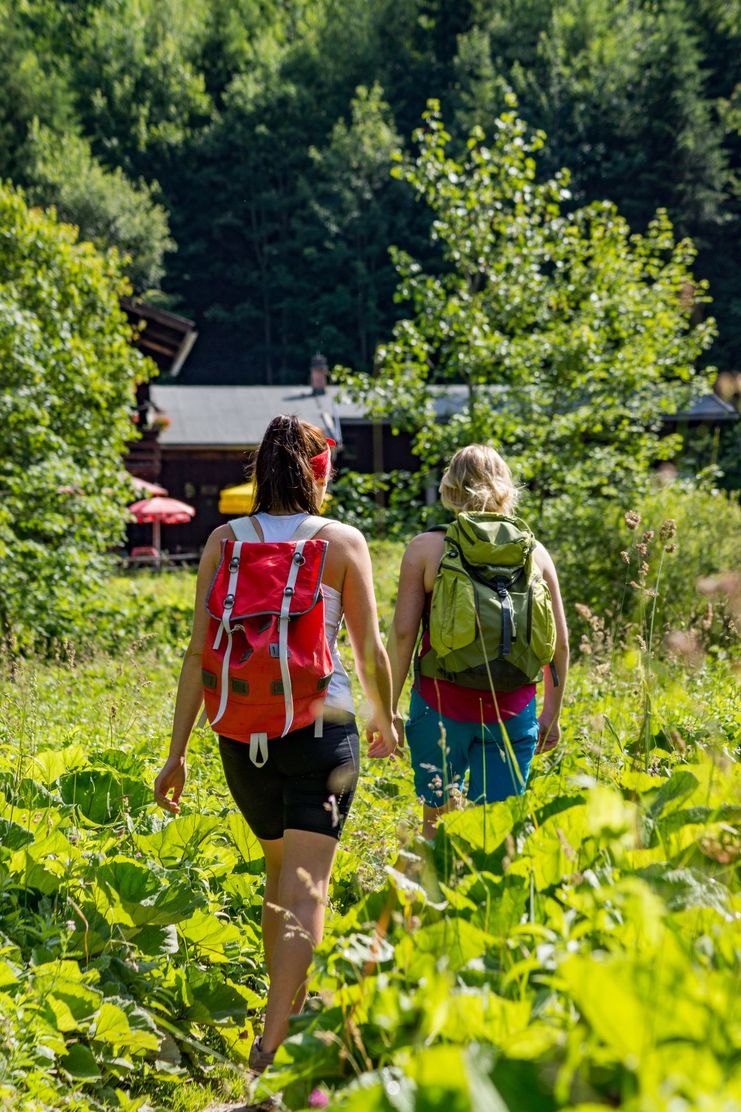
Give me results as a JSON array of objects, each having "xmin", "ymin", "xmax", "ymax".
[
  {"xmin": 620, "ymin": 550, "xmax": 630, "ymax": 564},
  {"xmin": 308, "ymin": 1088, "xmax": 329, "ymax": 1108},
  {"xmin": 624, "ymin": 510, "xmax": 641, "ymax": 530},
  {"xmin": 659, "ymin": 519, "xmax": 677, "ymax": 541}
]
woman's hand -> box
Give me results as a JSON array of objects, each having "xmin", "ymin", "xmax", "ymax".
[
  {"xmin": 153, "ymin": 756, "xmax": 187, "ymax": 814},
  {"xmin": 366, "ymin": 717, "xmax": 400, "ymax": 759},
  {"xmin": 536, "ymin": 712, "xmax": 561, "ymax": 755}
]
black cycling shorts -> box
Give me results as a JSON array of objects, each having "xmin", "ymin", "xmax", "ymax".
[{"xmin": 218, "ymin": 716, "xmax": 360, "ymax": 841}]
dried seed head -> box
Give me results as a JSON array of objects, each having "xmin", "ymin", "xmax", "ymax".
[
  {"xmin": 665, "ymin": 542, "xmax": 678, "ymax": 554},
  {"xmin": 636, "ymin": 543, "xmax": 648, "ymax": 558},
  {"xmin": 620, "ymin": 550, "xmax": 631, "ymax": 564},
  {"xmin": 642, "ymin": 530, "xmax": 655, "ymax": 543},
  {"xmin": 659, "ymin": 519, "xmax": 677, "ymax": 541},
  {"xmin": 575, "ymin": 603, "xmax": 593, "ymax": 621},
  {"xmin": 625, "ymin": 510, "xmax": 641, "ymax": 530}
]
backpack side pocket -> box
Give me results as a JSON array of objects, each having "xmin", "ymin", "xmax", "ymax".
[
  {"xmin": 429, "ymin": 564, "xmax": 476, "ymax": 657},
  {"xmin": 528, "ymin": 577, "xmax": 556, "ymax": 665}
]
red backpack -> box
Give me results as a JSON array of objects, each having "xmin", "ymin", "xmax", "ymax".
[{"xmin": 201, "ymin": 515, "xmax": 334, "ymax": 765}]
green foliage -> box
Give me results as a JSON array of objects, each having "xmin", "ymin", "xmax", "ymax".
[
  {"xmin": 538, "ymin": 480, "xmax": 741, "ymax": 651},
  {"xmin": 342, "ymin": 98, "xmax": 717, "ymax": 510},
  {"xmin": 0, "ymin": 0, "xmax": 78, "ymax": 179},
  {"xmin": 25, "ymin": 124, "xmax": 175, "ymax": 292},
  {"xmin": 71, "ymin": 0, "xmax": 212, "ymax": 173},
  {"xmin": 0, "ymin": 183, "xmax": 152, "ymax": 652},
  {"xmin": 0, "ymin": 540, "xmax": 739, "ymax": 1108},
  {"xmin": 301, "ymin": 83, "xmax": 405, "ymax": 367},
  {"xmin": 2, "ymin": 0, "xmax": 740, "ymax": 375}
]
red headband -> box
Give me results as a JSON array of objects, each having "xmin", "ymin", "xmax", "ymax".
[{"xmin": 310, "ymin": 438, "xmax": 336, "ymax": 480}]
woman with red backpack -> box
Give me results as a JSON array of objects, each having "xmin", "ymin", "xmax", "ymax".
[
  {"xmin": 372, "ymin": 444, "xmax": 569, "ymax": 841},
  {"xmin": 154, "ymin": 415, "xmax": 398, "ymax": 1072}
]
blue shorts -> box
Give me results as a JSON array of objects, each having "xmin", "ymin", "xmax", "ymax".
[{"xmin": 405, "ymin": 688, "xmax": 539, "ymax": 808}]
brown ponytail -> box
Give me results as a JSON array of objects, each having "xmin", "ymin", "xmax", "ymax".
[{"xmin": 251, "ymin": 415, "xmax": 329, "ymax": 514}]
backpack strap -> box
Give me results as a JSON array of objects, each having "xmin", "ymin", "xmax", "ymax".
[
  {"xmin": 230, "ymin": 515, "xmax": 261, "ymax": 542},
  {"xmin": 291, "ymin": 515, "xmax": 335, "ymax": 542}
]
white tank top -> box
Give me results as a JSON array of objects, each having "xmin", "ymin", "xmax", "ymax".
[{"xmin": 252, "ymin": 513, "xmax": 355, "ymax": 715}]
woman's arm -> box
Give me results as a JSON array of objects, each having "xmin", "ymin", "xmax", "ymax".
[
  {"xmin": 153, "ymin": 529, "xmax": 223, "ymax": 813},
  {"xmin": 339, "ymin": 527, "xmax": 398, "ymax": 758},
  {"xmin": 386, "ymin": 535, "xmax": 429, "ymax": 711},
  {"xmin": 534, "ymin": 543, "xmax": 569, "ymax": 754}
]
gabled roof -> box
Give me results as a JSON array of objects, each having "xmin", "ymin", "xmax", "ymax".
[
  {"xmin": 150, "ymin": 385, "xmax": 358, "ymax": 448},
  {"xmin": 666, "ymin": 393, "xmax": 738, "ymax": 423},
  {"xmin": 122, "ymin": 299, "xmax": 198, "ymax": 376},
  {"xmin": 150, "ymin": 382, "xmax": 736, "ymax": 450}
]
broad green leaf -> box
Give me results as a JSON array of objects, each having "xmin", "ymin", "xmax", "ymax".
[
  {"xmin": 178, "ymin": 910, "xmax": 245, "ymax": 963},
  {"xmin": 184, "ymin": 970, "xmax": 261, "ymax": 1024},
  {"xmin": 61, "ymin": 1042, "xmax": 101, "ymax": 1080},
  {"xmin": 59, "ymin": 768, "xmax": 150, "ymax": 823},
  {"xmin": 0, "ymin": 818, "xmax": 34, "ymax": 853},
  {"xmin": 646, "ymin": 770, "xmax": 700, "ymax": 819},
  {"xmin": 442, "ymin": 801, "xmax": 518, "ymax": 854},
  {"xmin": 91, "ymin": 1001, "xmax": 159, "ymax": 1053},
  {"xmin": 224, "ymin": 812, "xmax": 264, "ymax": 866},
  {"xmin": 28, "ymin": 747, "xmax": 87, "ymax": 785},
  {"xmin": 439, "ymin": 989, "xmax": 530, "ymax": 1043},
  {"xmin": 135, "ymin": 813, "xmax": 222, "ymax": 866},
  {"xmin": 586, "ymin": 784, "xmax": 637, "ymax": 839},
  {"xmin": 559, "ymin": 955, "xmax": 651, "ymax": 1061},
  {"xmin": 401, "ymin": 1044, "xmax": 509, "ymax": 1112},
  {"xmin": 395, "ymin": 919, "xmax": 494, "ymax": 979},
  {"xmin": 521, "ymin": 805, "xmax": 590, "ymax": 890},
  {"xmin": 94, "ymin": 858, "xmax": 204, "ymax": 926},
  {"xmin": 635, "ymin": 865, "xmax": 732, "ymax": 917}
]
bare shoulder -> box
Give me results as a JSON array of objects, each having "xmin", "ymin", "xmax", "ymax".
[
  {"xmin": 317, "ymin": 519, "xmax": 368, "ymax": 553},
  {"xmin": 534, "ymin": 541, "xmax": 558, "ymax": 579},
  {"xmin": 197, "ymin": 524, "xmax": 229, "ymax": 570}
]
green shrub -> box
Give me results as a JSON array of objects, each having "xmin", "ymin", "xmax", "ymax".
[{"xmin": 537, "ymin": 482, "xmax": 741, "ymax": 652}]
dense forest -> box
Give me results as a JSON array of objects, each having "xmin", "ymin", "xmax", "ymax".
[{"xmin": 1, "ymin": 0, "xmax": 739, "ymax": 384}]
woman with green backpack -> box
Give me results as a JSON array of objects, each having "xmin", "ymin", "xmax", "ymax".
[{"xmin": 378, "ymin": 444, "xmax": 569, "ymax": 840}]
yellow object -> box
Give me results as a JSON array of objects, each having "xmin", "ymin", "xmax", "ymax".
[
  {"xmin": 218, "ymin": 480, "xmax": 331, "ymax": 516},
  {"xmin": 218, "ymin": 481, "xmax": 256, "ymax": 515}
]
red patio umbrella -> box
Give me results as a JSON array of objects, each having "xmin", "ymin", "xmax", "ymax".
[
  {"xmin": 129, "ymin": 496, "xmax": 195, "ymax": 554},
  {"xmin": 130, "ymin": 475, "xmax": 168, "ymax": 497}
]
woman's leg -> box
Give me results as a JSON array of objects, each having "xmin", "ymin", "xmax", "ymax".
[
  {"xmin": 405, "ymin": 691, "xmax": 467, "ymax": 841},
  {"xmin": 260, "ymin": 828, "xmax": 338, "ymax": 1052},
  {"xmin": 468, "ymin": 699, "xmax": 539, "ymax": 805},
  {"xmin": 259, "ymin": 837, "xmax": 283, "ymax": 975},
  {"xmin": 422, "ymin": 801, "xmax": 459, "ymax": 841}
]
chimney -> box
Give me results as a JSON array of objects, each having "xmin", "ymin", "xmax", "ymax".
[{"xmin": 310, "ymin": 351, "xmax": 329, "ymax": 395}]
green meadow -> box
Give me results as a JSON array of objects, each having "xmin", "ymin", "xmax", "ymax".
[{"xmin": 0, "ymin": 534, "xmax": 738, "ymax": 1112}]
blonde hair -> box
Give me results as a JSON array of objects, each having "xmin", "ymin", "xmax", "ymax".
[{"xmin": 439, "ymin": 444, "xmax": 519, "ymax": 516}]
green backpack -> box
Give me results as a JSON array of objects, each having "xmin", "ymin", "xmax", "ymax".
[{"xmin": 419, "ymin": 512, "xmax": 557, "ymax": 692}]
